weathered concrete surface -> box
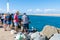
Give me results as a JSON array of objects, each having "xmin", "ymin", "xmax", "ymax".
[{"xmin": 0, "ymin": 27, "xmax": 15, "ymax": 40}]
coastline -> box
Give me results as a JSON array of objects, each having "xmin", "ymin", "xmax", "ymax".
[{"xmin": 28, "ymin": 14, "xmax": 60, "ymax": 17}]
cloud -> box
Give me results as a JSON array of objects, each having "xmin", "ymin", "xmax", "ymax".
[
  {"xmin": 27, "ymin": 9, "xmax": 42, "ymax": 13},
  {"xmin": 43, "ymin": 9, "xmax": 60, "ymax": 14},
  {"xmin": 44, "ymin": 9, "xmax": 56, "ymax": 12},
  {"xmin": 34, "ymin": 9, "xmax": 42, "ymax": 12},
  {"xmin": 12, "ymin": 10, "xmax": 16, "ymax": 12},
  {"xmin": 27, "ymin": 8, "xmax": 58, "ymax": 13},
  {"xmin": 27, "ymin": 9, "xmax": 32, "ymax": 12},
  {"xmin": 26, "ymin": 8, "xmax": 60, "ymax": 15},
  {"xmin": 11, "ymin": 9, "xmax": 19, "ymax": 13}
]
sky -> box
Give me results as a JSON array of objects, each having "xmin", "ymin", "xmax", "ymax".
[{"xmin": 0, "ymin": 0, "xmax": 60, "ymax": 15}]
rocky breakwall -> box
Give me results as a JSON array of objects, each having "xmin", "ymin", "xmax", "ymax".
[
  {"xmin": 41, "ymin": 25, "xmax": 59, "ymax": 39},
  {"xmin": 57, "ymin": 28, "xmax": 60, "ymax": 33}
]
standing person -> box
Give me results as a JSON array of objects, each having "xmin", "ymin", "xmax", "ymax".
[
  {"xmin": 6, "ymin": 14, "xmax": 12, "ymax": 31},
  {"xmin": 10, "ymin": 14, "xmax": 14, "ymax": 29},
  {"xmin": 22, "ymin": 13, "xmax": 30, "ymax": 30},
  {"xmin": 14, "ymin": 11, "xmax": 19, "ymax": 33},
  {"xmin": 3, "ymin": 14, "xmax": 7, "ymax": 31},
  {"xmin": 1, "ymin": 14, "xmax": 4, "ymax": 24}
]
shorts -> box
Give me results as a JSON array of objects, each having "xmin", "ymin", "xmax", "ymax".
[
  {"xmin": 23, "ymin": 24, "xmax": 29, "ymax": 29},
  {"xmin": 7, "ymin": 21, "xmax": 12, "ymax": 25},
  {"xmin": 3, "ymin": 20, "xmax": 7, "ymax": 24},
  {"xmin": 1, "ymin": 19, "xmax": 3, "ymax": 22},
  {"xmin": 14, "ymin": 22, "xmax": 18, "ymax": 27}
]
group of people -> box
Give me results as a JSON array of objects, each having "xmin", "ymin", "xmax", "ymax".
[
  {"xmin": 0, "ymin": 11, "xmax": 45, "ymax": 40},
  {"xmin": 0, "ymin": 11, "xmax": 30, "ymax": 33}
]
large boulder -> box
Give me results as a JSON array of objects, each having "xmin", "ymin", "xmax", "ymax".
[
  {"xmin": 57, "ymin": 28, "xmax": 60, "ymax": 33},
  {"xmin": 31, "ymin": 32, "xmax": 49, "ymax": 40},
  {"xmin": 49, "ymin": 34, "xmax": 60, "ymax": 40},
  {"xmin": 41, "ymin": 25, "xmax": 58, "ymax": 38}
]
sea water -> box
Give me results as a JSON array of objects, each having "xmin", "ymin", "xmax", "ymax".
[{"xmin": 28, "ymin": 15, "xmax": 60, "ymax": 31}]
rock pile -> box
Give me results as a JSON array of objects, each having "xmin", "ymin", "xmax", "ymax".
[
  {"xmin": 41, "ymin": 25, "xmax": 58, "ymax": 38},
  {"xmin": 49, "ymin": 34, "xmax": 60, "ymax": 40}
]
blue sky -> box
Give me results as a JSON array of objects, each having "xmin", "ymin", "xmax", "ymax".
[{"xmin": 0, "ymin": 0, "xmax": 60, "ymax": 14}]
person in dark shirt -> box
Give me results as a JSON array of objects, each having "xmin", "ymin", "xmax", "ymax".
[{"xmin": 6, "ymin": 14, "xmax": 12, "ymax": 31}]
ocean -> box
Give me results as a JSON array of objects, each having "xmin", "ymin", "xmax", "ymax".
[{"xmin": 27, "ymin": 15, "xmax": 60, "ymax": 31}]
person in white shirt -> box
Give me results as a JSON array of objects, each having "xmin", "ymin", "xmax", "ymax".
[{"xmin": 22, "ymin": 13, "xmax": 30, "ymax": 30}]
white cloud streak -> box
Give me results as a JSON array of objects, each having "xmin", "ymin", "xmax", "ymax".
[
  {"xmin": 27, "ymin": 9, "xmax": 42, "ymax": 13},
  {"xmin": 44, "ymin": 9, "xmax": 56, "ymax": 12},
  {"xmin": 27, "ymin": 8, "xmax": 60, "ymax": 13},
  {"xmin": 27, "ymin": 9, "xmax": 32, "ymax": 12},
  {"xmin": 34, "ymin": 9, "xmax": 42, "ymax": 12}
]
